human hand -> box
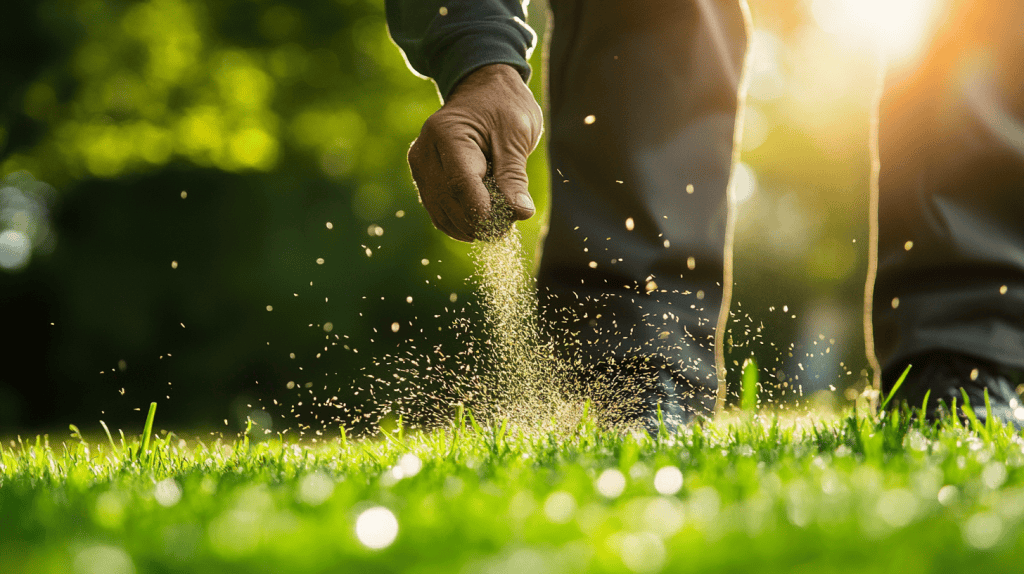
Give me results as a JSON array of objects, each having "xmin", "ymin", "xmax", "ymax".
[{"xmin": 408, "ymin": 64, "xmax": 543, "ymax": 241}]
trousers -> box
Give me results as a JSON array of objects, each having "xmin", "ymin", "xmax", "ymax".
[{"xmin": 536, "ymin": 0, "xmax": 1024, "ymax": 414}]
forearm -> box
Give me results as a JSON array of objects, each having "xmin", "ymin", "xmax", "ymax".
[{"xmin": 384, "ymin": 0, "xmax": 536, "ymax": 100}]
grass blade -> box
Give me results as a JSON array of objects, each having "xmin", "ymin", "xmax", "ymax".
[
  {"xmin": 741, "ymin": 358, "xmax": 759, "ymax": 412},
  {"xmin": 140, "ymin": 402, "xmax": 157, "ymax": 460},
  {"xmin": 880, "ymin": 364, "xmax": 912, "ymax": 410}
]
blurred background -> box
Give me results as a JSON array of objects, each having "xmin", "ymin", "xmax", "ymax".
[{"xmin": 0, "ymin": 0, "xmax": 942, "ymax": 434}]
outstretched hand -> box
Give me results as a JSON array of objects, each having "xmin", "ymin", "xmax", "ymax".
[{"xmin": 408, "ymin": 64, "xmax": 543, "ymax": 242}]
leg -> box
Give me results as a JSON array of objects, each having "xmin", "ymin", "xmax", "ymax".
[
  {"xmin": 539, "ymin": 0, "xmax": 749, "ymax": 425},
  {"xmin": 875, "ymin": 0, "xmax": 1024, "ymax": 420}
]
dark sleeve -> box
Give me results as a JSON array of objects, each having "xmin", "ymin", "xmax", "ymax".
[{"xmin": 385, "ymin": 0, "xmax": 536, "ymax": 101}]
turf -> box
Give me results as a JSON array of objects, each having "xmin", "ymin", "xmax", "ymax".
[{"xmin": 3, "ymin": 403, "xmax": 1024, "ymax": 573}]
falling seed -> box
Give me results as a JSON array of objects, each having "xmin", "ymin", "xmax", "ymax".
[
  {"xmin": 396, "ymin": 210, "xmax": 405, "ymax": 218},
  {"xmin": 904, "ymin": 240, "xmax": 914, "ymax": 251},
  {"xmin": 663, "ymin": 239, "xmax": 670, "ymax": 248},
  {"xmin": 625, "ymin": 217, "xmax": 635, "ymax": 231},
  {"xmin": 687, "ymin": 256, "xmax": 696, "ymax": 270},
  {"xmin": 287, "ymin": 381, "xmax": 296, "ymax": 389},
  {"xmin": 289, "ymin": 353, "xmax": 295, "ymax": 359},
  {"xmin": 323, "ymin": 322, "xmax": 333, "ymax": 333},
  {"xmin": 1000, "ymin": 285, "xmax": 1008, "ymax": 295},
  {"xmin": 180, "ymin": 191, "xmax": 187, "ymax": 199},
  {"xmin": 406, "ymin": 296, "xmax": 413, "ymax": 304},
  {"xmin": 449, "ymin": 293, "xmax": 458, "ymax": 303},
  {"xmin": 326, "ymin": 222, "xmax": 333, "ymax": 230},
  {"xmin": 171, "ymin": 260, "xmax": 178, "ymax": 269},
  {"xmin": 696, "ymin": 290, "xmax": 705, "ymax": 300},
  {"xmin": 365, "ymin": 248, "xmax": 372, "ymax": 257},
  {"xmin": 588, "ymin": 261, "xmax": 598, "ymax": 269},
  {"xmin": 421, "ymin": 259, "xmax": 430, "ymax": 266},
  {"xmin": 317, "ymin": 258, "xmax": 325, "ymax": 265},
  {"xmin": 891, "ymin": 297, "xmax": 900, "ymax": 309},
  {"xmin": 970, "ymin": 368, "xmax": 979, "ymax": 381},
  {"xmin": 266, "ymin": 305, "xmax": 273, "ymax": 312},
  {"xmin": 584, "ymin": 115, "xmax": 596, "ymax": 125},
  {"xmin": 645, "ymin": 280, "xmax": 658, "ymax": 293},
  {"xmin": 686, "ymin": 184, "xmax": 694, "ymax": 194},
  {"xmin": 391, "ymin": 323, "xmax": 400, "ymax": 333},
  {"xmin": 438, "ymin": 6, "xmax": 448, "ymax": 15}
]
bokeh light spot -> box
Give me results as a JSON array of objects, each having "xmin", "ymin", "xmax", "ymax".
[{"xmin": 355, "ymin": 506, "xmax": 399, "ymax": 550}]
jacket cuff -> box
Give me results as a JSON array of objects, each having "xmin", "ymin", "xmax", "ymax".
[{"xmin": 427, "ymin": 23, "xmax": 533, "ymax": 100}]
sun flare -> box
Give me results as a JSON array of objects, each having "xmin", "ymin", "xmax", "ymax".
[{"xmin": 811, "ymin": 0, "xmax": 941, "ymax": 62}]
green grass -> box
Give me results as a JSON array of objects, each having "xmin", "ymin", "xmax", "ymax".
[{"xmin": 3, "ymin": 403, "xmax": 1024, "ymax": 573}]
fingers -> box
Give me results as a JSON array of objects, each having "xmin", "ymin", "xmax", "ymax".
[
  {"xmin": 408, "ymin": 132, "xmax": 491, "ymax": 241},
  {"xmin": 491, "ymin": 141, "xmax": 535, "ymax": 222},
  {"xmin": 434, "ymin": 135, "xmax": 492, "ymax": 236},
  {"xmin": 409, "ymin": 137, "xmax": 470, "ymax": 241}
]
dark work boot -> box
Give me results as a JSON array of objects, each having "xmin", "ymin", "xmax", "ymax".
[{"xmin": 882, "ymin": 351, "xmax": 1024, "ymax": 429}]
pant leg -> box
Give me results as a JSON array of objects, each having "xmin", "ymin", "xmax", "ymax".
[
  {"xmin": 874, "ymin": 1, "xmax": 1024, "ymax": 378},
  {"xmin": 538, "ymin": 0, "xmax": 748, "ymax": 416}
]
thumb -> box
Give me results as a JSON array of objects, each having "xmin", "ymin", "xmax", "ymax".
[{"xmin": 491, "ymin": 151, "xmax": 535, "ymax": 222}]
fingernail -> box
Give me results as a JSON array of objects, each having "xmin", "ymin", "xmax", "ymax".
[{"xmin": 516, "ymin": 192, "xmax": 534, "ymax": 210}]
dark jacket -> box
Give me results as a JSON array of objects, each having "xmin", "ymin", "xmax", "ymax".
[{"xmin": 384, "ymin": 0, "xmax": 536, "ymax": 100}]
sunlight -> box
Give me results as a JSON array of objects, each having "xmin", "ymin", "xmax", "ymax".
[{"xmin": 810, "ymin": 0, "xmax": 941, "ymax": 61}]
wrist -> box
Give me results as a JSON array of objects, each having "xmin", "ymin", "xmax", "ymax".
[{"xmin": 450, "ymin": 63, "xmax": 528, "ymax": 99}]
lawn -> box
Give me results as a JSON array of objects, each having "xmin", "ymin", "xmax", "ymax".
[{"xmin": 3, "ymin": 399, "xmax": 1023, "ymax": 574}]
